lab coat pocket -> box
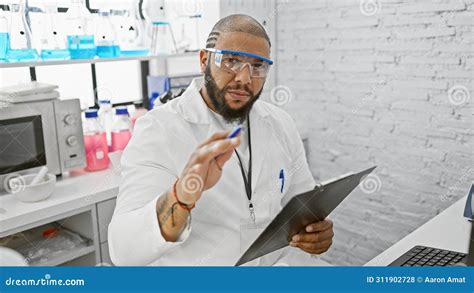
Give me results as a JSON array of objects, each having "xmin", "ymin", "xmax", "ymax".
[
  {"xmin": 239, "ymin": 217, "xmax": 271, "ymax": 266},
  {"xmin": 269, "ymin": 164, "xmax": 292, "ymax": 215}
]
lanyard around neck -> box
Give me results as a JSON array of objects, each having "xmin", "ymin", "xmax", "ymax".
[{"xmin": 234, "ymin": 116, "xmax": 254, "ymax": 222}]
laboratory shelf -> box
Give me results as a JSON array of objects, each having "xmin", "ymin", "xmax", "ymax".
[
  {"xmin": 34, "ymin": 245, "xmax": 96, "ymax": 266},
  {"xmin": 0, "ymin": 52, "xmax": 197, "ymax": 69}
]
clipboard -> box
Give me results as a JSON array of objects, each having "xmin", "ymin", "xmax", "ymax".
[{"xmin": 235, "ymin": 166, "xmax": 377, "ymax": 266}]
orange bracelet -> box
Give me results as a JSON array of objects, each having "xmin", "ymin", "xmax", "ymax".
[{"xmin": 172, "ymin": 179, "xmax": 195, "ymax": 211}]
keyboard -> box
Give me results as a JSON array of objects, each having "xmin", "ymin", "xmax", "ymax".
[{"xmin": 389, "ymin": 245, "xmax": 467, "ymax": 266}]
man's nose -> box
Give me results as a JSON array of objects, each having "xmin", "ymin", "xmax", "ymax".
[{"xmin": 234, "ymin": 63, "xmax": 252, "ymax": 85}]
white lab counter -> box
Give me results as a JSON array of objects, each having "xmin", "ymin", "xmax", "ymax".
[
  {"xmin": 0, "ymin": 154, "xmax": 122, "ymax": 266},
  {"xmin": 365, "ymin": 196, "xmax": 470, "ymax": 266}
]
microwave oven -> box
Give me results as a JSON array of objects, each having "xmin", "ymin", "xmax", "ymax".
[{"xmin": 0, "ymin": 98, "xmax": 86, "ymax": 184}]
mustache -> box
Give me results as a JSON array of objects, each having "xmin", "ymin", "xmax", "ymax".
[{"xmin": 225, "ymin": 85, "xmax": 253, "ymax": 96}]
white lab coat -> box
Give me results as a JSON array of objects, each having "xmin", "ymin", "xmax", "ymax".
[{"xmin": 108, "ymin": 77, "xmax": 331, "ymax": 266}]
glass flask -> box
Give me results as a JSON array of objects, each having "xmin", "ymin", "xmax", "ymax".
[
  {"xmin": 64, "ymin": 0, "xmax": 96, "ymax": 59},
  {"xmin": 150, "ymin": 21, "xmax": 177, "ymax": 55},
  {"xmin": 95, "ymin": 10, "xmax": 120, "ymax": 58},
  {"xmin": 111, "ymin": 2, "xmax": 149, "ymax": 57},
  {"xmin": 5, "ymin": 0, "xmax": 38, "ymax": 62},
  {"xmin": 0, "ymin": 7, "xmax": 8, "ymax": 61},
  {"xmin": 29, "ymin": 3, "xmax": 70, "ymax": 60}
]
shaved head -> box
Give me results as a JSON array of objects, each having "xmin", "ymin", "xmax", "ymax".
[{"xmin": 205, "ymin": 14, "xmax": 271, "ymax": 49}]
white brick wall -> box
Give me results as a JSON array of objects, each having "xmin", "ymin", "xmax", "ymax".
[{"xmin": 274, "ymin": 0, "xmax": 473, "ymax": 265}]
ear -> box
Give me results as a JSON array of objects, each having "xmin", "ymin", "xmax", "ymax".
[{"xmin": 199, "ymin": 49, "xmax": 208, "ymax": 74}]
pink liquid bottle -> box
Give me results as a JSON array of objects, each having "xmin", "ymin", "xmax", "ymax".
[
  {"xmin": 83, "ymin": 109, "xmax": 110, "ymax": 171},
  {"xmin": 111, "ymin": 106, "xmax": 132, "ymax": 152}
]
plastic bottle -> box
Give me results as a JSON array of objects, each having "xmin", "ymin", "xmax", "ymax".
[
  {"xmin": 83, "ymin": 109, "xmax": 109, "ymax": 171},
  {"xmin": 64, "ymin": 0, "xmax": 96, "ymax": 59},
  {"xmin": 111, "ymin": 107, "xmax": 132, "ymax": 152},
  {"xmin": 97, "ymin": 99, "xmax": 114, "ymax": 147},
  {"xmin": 95, "ymin": 10, "xmax": 120, "ymax": 58}
]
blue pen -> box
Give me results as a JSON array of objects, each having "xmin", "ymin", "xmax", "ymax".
[
  {"xmin": 228, "ymin": 125, "xmax": 242, "ymax": 139},
  {"xmin": 279, "ymin": 169, "xmax": 285, "ymax": 193}
]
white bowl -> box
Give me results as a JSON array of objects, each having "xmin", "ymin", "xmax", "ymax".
[
  {"xmin": 0, "ymin": 247, "xmax": 28, "ymax": 266},
  {"xmin": 10, "ymin": 173, "xmax": 56, "ymax": 203}
]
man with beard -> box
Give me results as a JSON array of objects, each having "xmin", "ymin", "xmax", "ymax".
[{"xmin": 108, "ymin": 14, "xmax": 334, "ymax": 266}]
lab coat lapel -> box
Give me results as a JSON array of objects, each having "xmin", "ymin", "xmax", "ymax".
[{"xmin": 249, "ymin": 110, "xmax": 270, "ymax": 192}]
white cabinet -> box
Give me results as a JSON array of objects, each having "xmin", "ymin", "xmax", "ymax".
[
  {"xmin": 100, "ymin": 242, "xmax": 112, "ymax": 265},
  {"xmin": 96, "ymin": 198, "xmax": 117, "ymax": 266},
  {"xmin": 96, "ymin": 198, "xmax": 117, "ymax": 244}
]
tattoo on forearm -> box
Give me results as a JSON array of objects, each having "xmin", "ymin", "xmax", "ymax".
[
  {"xmin": 157, "ymin": 193, "xmax": 187, "ymax": 229},
  {"xmin": 161, "ymin": 203, "xmax": 177, "ymax": 227},
  {"xmin": 156, "ymin": 193, "xmax": 169, "ymax": 217}
]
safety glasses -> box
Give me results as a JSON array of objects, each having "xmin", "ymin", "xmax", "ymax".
[{"xmin": 205, "ymin": 48, "xmax": 273, "ymax": 78}]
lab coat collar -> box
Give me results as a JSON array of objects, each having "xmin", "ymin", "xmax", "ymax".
[
  {"xmin": 179, "ymin": 77, "xmax": 271, "ymax": 194},
  {"xmin": 178, "ymin": 77, "xmax": 270, "ymax": 125}
]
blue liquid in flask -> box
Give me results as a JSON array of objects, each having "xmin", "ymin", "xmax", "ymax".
[
  {"xmin": 68, "ymin": 35, "xmax": 96, "ymax": 59},
  {"xmin": 96, "ymin": 45, "xmax": 120, "ymax": 58},
  {"xmin": 0, "ymin": 32, "xmax": 8, "ymax": 60},
  {"xmin": 41, "ymin": 49, "xmax": 70, "ymax": 60}
]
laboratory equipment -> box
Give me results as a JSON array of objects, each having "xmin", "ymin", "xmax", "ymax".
[
  {"xmin": 95, "ymin": 10, "xmax": 120, "ymax": 58},
  {"xmin": 112, "ymin": 3, "xmax": 149, "ymax": 57},
  {"xmin": 9, "ymin": 173, "xmax": 56, "ymax": 203},
  {"xmin": 150, "ymin": 21, "xmax": 177, "ymax": 55},
  {"xmin": 148, "ymin": 91, "xmax": 159, "ymax": 108},
  {"xmin": 64, "ymin": 0, "xmax": 96, "ymax": 59},
  {"xmin": 175, "ymin": 14, "xmax": 202, "ymax": 53},
  {"xmin": 0, "ymin": 247, "xmax": 28, "ymax": 266},
  {"xmin": 5, "ymin": 0, "xmax": 38, "ymax": 62},
  {"xmin": 111, "ymin": 107, "xmax": 132, "ymax": 152},
  {"xmin": 0, "ymin": 81, "xmax": 59, "ymax": 102},
  {"xmin": 29, "ymin": 3, "xmax": 70, "ymax": 60},
  {"xmin": 29, "ymin": 166, "xmax": 48, "ymax": 185},
  {"xmin": 0, "ymin": 7, "xmax": 8, "ymax": 60},
  {"xmin": 98, "ymin": 99, "xmax": 114, "ymax": 147},
  {"xmin": 0, "ymin": 90, "xmax": 85, "ymax": 184},
  {"xmin": 83, "ymin": 109, "xmax": 110, "ymax": 171}
]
